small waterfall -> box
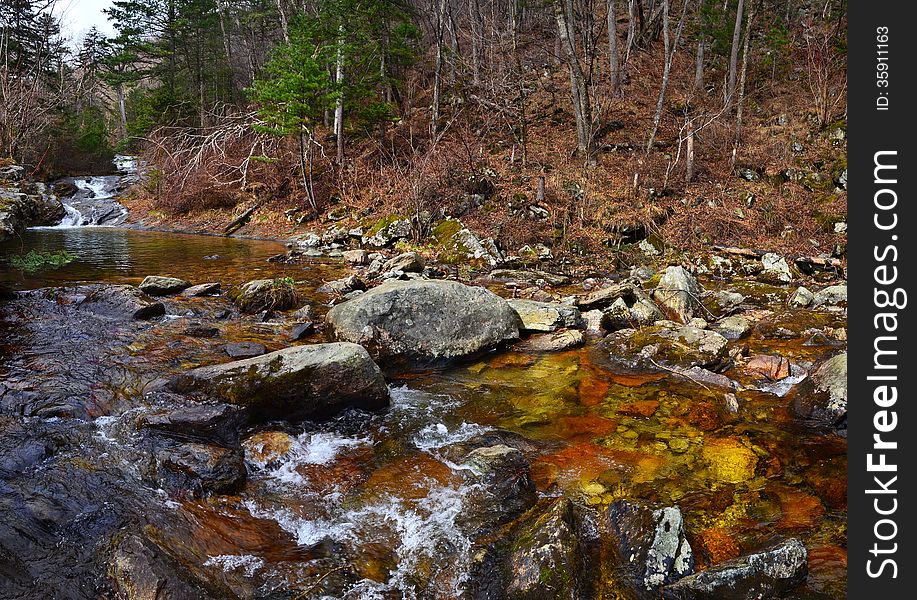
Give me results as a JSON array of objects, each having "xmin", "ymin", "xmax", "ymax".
[{"xmin": 56, "ymin": 203, "xmax": 83, "ymax": 227}]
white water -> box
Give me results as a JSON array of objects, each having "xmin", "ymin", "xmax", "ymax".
[{"xmin": 230, "ymin": 387, "xmax": 490, "ymax": 599}]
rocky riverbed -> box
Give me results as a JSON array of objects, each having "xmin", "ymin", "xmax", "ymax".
[{"xmin": 1, "ymin": 185, "xmax": 846, "ymax": 598}]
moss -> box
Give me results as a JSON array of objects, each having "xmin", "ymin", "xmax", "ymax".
[
  {"xmin": 430, "ymin": 218, "xmax": 462, "ymax": 244},
  {"xmin": 362, "ymin": 213, "xmax": 404, "ymax": 236}
]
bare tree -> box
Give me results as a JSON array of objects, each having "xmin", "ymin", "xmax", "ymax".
[
  {"xmin": 645, "ymin": 0, "xmax": 689, "ymax": 153},
  {"xmin": 607, "ymin": 0, "xmax": 621, "ymax": 96},
  {"xmin": 725, "ymin": 0, "xmax": 744, "ymax": 109},
  {"xmin": 554, "ymin": 0, "xmax": 594, "ymax": 156}
]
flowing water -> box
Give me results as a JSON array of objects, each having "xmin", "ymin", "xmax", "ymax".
[{"xmin": 0, "ymin": 203, "xmax": 847, "ymax": 597}]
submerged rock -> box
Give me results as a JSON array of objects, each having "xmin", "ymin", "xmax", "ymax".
[
  {"xmin": 712, "ymin": 315, "xmax": 751, "ymax": 340},
  {"xmin": 602, "ymin": 324, "xmax": 730, "ymax": 371},
  {"xmin": 139, "ymin": 275, "xmax": 192, "ymax": 296},
  {"xmin": 170, "ymin": 343, "xmax": 389, "ymax": 422},
  {"xmin": 508, "ymin": 299, "xmax": 583, "ymax": 332},
  {"xmin": 138, "ymin": 401, "xmax": 244, "ymax": 447},
  {"xmin": 662, "ymin": 538, "xmax": 807, "ymax": 600},
  {"xmin": 606, "ymin": 500, "xmax": 694, "ymax": 595},
  {"xmin": 792, "ymin": 352, "xmax": 847, "ymax": 429},
  {"xmin": 652, "ymin": 266, "xmax": 702, "ymax": 324},
  {"xmin": 326, "ymin": 279, "xmax": 520, "ymax": 364},
  {"xmin": 111, "ymin": 534, "xmax": 215, "ymax": 600}
]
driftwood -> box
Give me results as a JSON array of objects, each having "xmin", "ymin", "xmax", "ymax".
[
  {"xmin": 713, "ymin": 245, "xmax": 844, "ymax": 273},
  {"xmin": 712, "ymin": 245, "xmax": 765, "ymax": 258},
  {"xmin": 223, "ymin": 183, "xmax": 271, "ymax": 236}
]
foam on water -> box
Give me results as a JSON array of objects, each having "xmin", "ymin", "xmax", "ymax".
[
  {"xmin": 203, "ymin": 554, "xmax": 265, "ymax": 578},
  {"xmin": 246, "ymin": 431, "xmax": 369, "ymax": 489}
]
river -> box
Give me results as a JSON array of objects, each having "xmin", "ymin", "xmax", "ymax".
[{"xmin": 0, "ymin": 180, "xmax": 846, "ymax": 598}]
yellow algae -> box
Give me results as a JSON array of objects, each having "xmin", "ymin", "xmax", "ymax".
[{"xmin": 702, "ymin": 438, "xmax": 759, "ymax": 483}]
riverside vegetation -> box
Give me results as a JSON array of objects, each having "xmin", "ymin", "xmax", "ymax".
[{"xmin": 1, "ymin": 0, "xmax": 846, "ymax": 599}]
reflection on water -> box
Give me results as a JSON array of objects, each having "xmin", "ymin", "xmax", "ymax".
[{"xmin": 0, "ymin": 228, "xmax": 340, "ymax": 291}]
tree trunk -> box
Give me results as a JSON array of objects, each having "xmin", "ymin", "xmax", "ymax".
[
  {"xmin": 731, "ymin": 3, "xmax": 755, "ymax": 168},
  {"xmin": 607, "ymin": 0, "xmax": 621, "ymax": 96},
  {"xmin": 726, "ymin": 0, "xmax": 744, "ymax": 110},
  {"xmin": 117, "ymin": 85, "xmax": 127, "ymax": 137},
  {"xmin": 431, "ymin": 0, "xmax": 447, "ymax": 134},
  {"xmin": 554, "ymin": 0, "xmax": 593, "ymax": 157},
  {"xmin": 298, "ymin": 129, "xmax": 315, "ymax": 210},
  {"xmin": 686, "ymin": 124, "xmax": 695, "ymax": 182},
  {"xmin": 275, "ymin": 0, "xmax": 290, "ymax": 43},
  {"xmin": 625, "ymin": 0, "xmax": 637, "ymax": 61},
  {"xmin": 333, "ymin": 28, "xmax": 345, "ymax": 164},
  {"xmin": 694, "ymin": 34, "xmax": 704, "ymax": 92},
  {"xmin": 645, "ymin": 0, "xmax": 688, "ymax": 153},
  {"xmin": 469, "ymin": 0, "xmax": 483, "ymax": 85}
]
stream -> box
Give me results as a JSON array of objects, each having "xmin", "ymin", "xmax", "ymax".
[{"xmin": 0, "ymin": 175, "xmax": 846, "ymax": 599}]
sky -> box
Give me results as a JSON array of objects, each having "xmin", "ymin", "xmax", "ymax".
[{"xmin": 53, "ymin": 0, "xmax": 116, "ymax": 42}]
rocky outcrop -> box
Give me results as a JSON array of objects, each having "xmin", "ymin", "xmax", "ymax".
[
  {"xmin": 153, "ymin": 442, "xmax": 246, "ymax": 496},
  {"xmin": 662, "ymin": 538, "xmax": 807, "ymax": 600},
  {"xmin": 792, "ymin": 352, "xmax": 847, "ymax": 429},
  {"xmin": 169, "ymin": 343, "xmax": 389, "ymax": 422},
  {"xmin": 606, "ymin": 500, "xmax": 694, "ymax": 596},
  {"xmin": 652, "ymin": 267, "xmax": 702, "ymax": 323},
  {"xmin": 507, "ymin": 299, "xmax": 583, "ymax": 332},
  {"xmin": 325, "ymin": 279, "xmax": 520, "ymax": 364},
  {"xmin": 1, "ymin": 174, "xmax": 65, "ymax": 241},
  {"xmin": 18, "ymin": 284, "xmax": 166, "ymax": 320}
]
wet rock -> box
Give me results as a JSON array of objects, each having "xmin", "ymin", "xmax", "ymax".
[
  {"xmin": 508, "ymin": 299, "xmax": 583, "ymax": 332},
  {"xmin": 712, "ymin": 315, "xmax": 751, "ymax": 340},
  {"xmin": 601, "ymin": 297, "xmax": 632, "ymax": 331},
  {"xmin": 518, "ymin": 329, "xmax": 585, "ymax": 352},
  {"xmin": 154, "ymin": 442, "xmax": 246, "ymax": 496},
  {"xmin": 139, "ymin": 275, "xmax": 192, "ymax": 296},
  {"xmin": 606, "ymin": 500, "xmax": 694, "ymax": 594},
  {"xmin": 704, "ymin": 291, "xmax": 745, "ymax": 318},
  {"xmin": 811, "ymin": 285, "xmax": 847, "ymax": 308},
  {"xmin": 183, "ymin": 323, "xmax": 219, "ymax": 338},
  {"xmin": 30, "ymin": 185, "xmax": 65, "ymax": 225},
  {"xmin": 746, "ymin": 355, "xmax": 791, "ymax": 380},
  {"xmin": 652, "ymin": 267, "xmax": 702, "ymax": 324},
  {"xmin": 382, "ymin": 251, "xmax": 425, "ymax": 273},
  {"xmin": 468, "ymin": 498, "xmax": 596, "ymax": 600},
  {"xmin": 242, "ymin": 431, "xmax": 296, "ymax": 465},
  {"xmin": 181, "ymin": 282, "xmax": 221, "ymax": 297},
  {"xmin": 71, "ymin": 284, "xmax": 165, "ymax": 320},
  {"xmin": 582, "ymin": 309, "xmax": 604, "ymax": 336},
  {"xmin": 342, "ymin": 249, "xmax": 369, "ymax": 265},
  {"xmin": 223, "ymin": 341, "xmax": 266, "ymax": 359},
  {"xmin": 461, "ymin": 445, "xmax": 537, "ymax": 528},
  {"xmin": 702, "ymin": 438, "xmax": 758, "ymax": 483},
  {"xmin": 170, "ymin": 343, "xmax": 389, "ymax": 422},
  {"xmin": 110, "ymin": 534, "xmax": 215, "ymax": 600},
  {"xmin": 792, "ymin": 352, "xmax": 847, "ymax": 429},
  {"xmin": 289, "ymin": 321, "xmax": 314, "ymax": 340},
  {"xmin": 291, "ymin": 304, "xmax": 315, "ymax": 321},
  {"xmin": 231, "ymin": 278, "xmax": 301, "ymax": 313},
  {"xmin": 760, "ymin": 253, "xmax": 793, "ymax": 284},
  {"xmin": 789, "ymin": 286, "xmax": 814, "ymax": 308},
  {"xmin": 326, "ymin": 279, "xmax": 520, "ymax": 364},
  {"xmin": 317, "ymin": 274, "xmax": 366, "ymax": 295},
  {"xmin": 662, "ymin": 538, "xmax": 808, "ymax": 600},
  {"xmin": 631, "ymin": 295, "xmax": 666, "ymax": 326},
  {"xmin": 602, "ymin": 324, "xmax": 730, "ymax": 371},
  {"xmin": 138, "ymin": 402, "xmax": 244, "ymax": 447}
]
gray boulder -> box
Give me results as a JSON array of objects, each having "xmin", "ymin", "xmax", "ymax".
[
  {"xmin": 461, "ymin": 445, "xmax": 537, "ymax": 529},
  {"xmin": 811, "ymin": 284, "xmax": 847, "ymax": 307},
  {"xmin": 788, "ymin": 286, "xmax": 814, "ymax": 308},
  {"xmin": 652, "ymin": 267, "xmax": 702, "ymax": 323},
  {"xmin": 170, "ymin": 343, "xmax": 389, "ymax": 422},
  {"xmin": 602, "ymin": 324, "xmax": 730, "ymax": 371},
  {"xmin": 662, "ymin": 538, "xmax": 807, "ymax": 600},
  {"xmin": 181, "ymin": 282, "xmax": 221, "ymax": 297},
  {"xmin": 326, "ymin": 279, "xmax": 520, "ymax": 363},
  {"xmin": 760, "ymin": 253, "xmax": 793, "ymax": 284},
  {"xmin": 381, "ymin": 251, "xmax": 425, "ymax": 274},
  {"xmin": 71, "ymin": 284, "xmax": 165, "ymax": 320}
]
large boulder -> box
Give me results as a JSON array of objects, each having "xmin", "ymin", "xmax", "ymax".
[
  {"xmin": 508, "ymin": 299, "xmax": 583, "ymax": 332},
  {"xmin": 169, "ymin": 343, "xmax": 389, "ymax": 422},
  {"xmin": 811, "ymin": 284, "xmax": 847, "ymax": 308},
  {"xmin": 652, "ymin": 267, "xmax": 703, "ymax": 323},
  {"xmin": 662, "ymin": 538, "xmax": 807, "ymax": 600},
  {"xmin": 63, "ymin": 284, "xmax": 165, "ymax": 320},
  {"xmin": 792, "ymin": 352, "xmax": 847, "ymax": 429},
  {"xmin": 381, "ymin": 251, "xmax": 425, "ymax": 274},
  {"xmin": 325, "ymin": 279, "xmax": 521, "ymax": 364},
  {"xmin": 606, "ymin": 500, "xmax": 694, "ymax": 596}
]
